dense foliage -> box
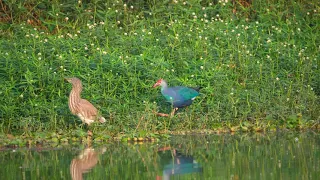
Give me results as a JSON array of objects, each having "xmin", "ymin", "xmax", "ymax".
[{"xmin": 0, "ymin": 0, "xmax": 319, "ymax": 139}]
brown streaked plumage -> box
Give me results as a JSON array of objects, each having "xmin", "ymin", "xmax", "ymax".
[
  {"xmin": 65, "ymin": 77, "xmax": 106, "ymax": 125},
  {"xmin": 70, "ymin": 148, "xmax": 102, "ymax": 180}
]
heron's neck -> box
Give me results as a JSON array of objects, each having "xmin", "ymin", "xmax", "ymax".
[{"xmin": 69, "ymin": 85, "xmax": 82, "ymax": 104}]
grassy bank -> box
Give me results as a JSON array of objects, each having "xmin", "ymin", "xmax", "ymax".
[{"xmin": 0, "ymin": 0, "xmax": 319, "ymax": 146}]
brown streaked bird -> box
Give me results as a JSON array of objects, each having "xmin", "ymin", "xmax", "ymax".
[
  {"xmin": 70, "ymin": 147, "xmax": 106, "ymax": 180},
  {"xmin": 65, "ymin": 77, "xmax": 106, "ymax": 125}
]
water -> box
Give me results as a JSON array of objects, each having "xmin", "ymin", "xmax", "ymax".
[{"xmin": 1, "ymin": 132, "xmax": 319, "ymax": 180}]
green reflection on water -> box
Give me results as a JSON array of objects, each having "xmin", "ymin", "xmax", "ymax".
[{"xmin": 0, "ymin": 132, "xmax": 319, "ymax": 180}]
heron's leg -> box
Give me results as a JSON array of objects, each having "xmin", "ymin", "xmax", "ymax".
[{"xmin": 86, "ymin": 130, "xmax": 93, "ymax": 147}]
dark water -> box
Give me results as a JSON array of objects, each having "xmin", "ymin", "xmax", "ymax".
[{"xmin": 1, "ymin": 132, "xmax": 319, "ymax": 180}]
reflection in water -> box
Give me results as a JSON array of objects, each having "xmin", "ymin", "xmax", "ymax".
[
  {"xmin": 0, "ymin": 132, "xmax": 319, "ymax": 179},
  {"xmin": 70, "ymin": 147, "xmax": 105, "ymax": 180},
  {"xmin": 156, "ymin": 146, "xmax": 203, "ymax": 180}
]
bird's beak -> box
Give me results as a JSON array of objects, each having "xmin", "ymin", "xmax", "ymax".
[
  {"xmin": 64, "ymin": 77, "xmax": 71, "ymax": 83},
  {"xmin": 152, "ymin": 83, "xmax": 159, "ymax": 88}
]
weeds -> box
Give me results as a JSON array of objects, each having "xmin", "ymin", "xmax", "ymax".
[{"xmin": 0, "ymin": 0, "xmax": 319, "ymax": 144}]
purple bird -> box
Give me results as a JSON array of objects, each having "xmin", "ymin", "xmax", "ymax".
[{"xmin": 153, "ymin": 79, "xmax": 201, "ymax": 117}]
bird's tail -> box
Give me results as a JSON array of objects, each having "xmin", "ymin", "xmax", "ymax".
[
  {"xmin": 190, "ymin": 86, "xmax": 203, "ymax": 92},
  {"xmin": 99, "ymin": 116, "xmax": 106, "ymax": 123}
]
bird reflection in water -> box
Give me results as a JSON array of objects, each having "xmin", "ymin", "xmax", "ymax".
[
  {"xmin": 156, "ymin": 146, "xmax": 202, "ymax": 180},
  {"xmin": 70, "ymin": 147, "xmax": 106, "ymax": 180}
]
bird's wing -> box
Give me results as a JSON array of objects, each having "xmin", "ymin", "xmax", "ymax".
[
  {"xmin": 162, "ymin": 88, "xmax": 178, "ymax": 102},
  {"xmin": 164, "ymin": 86, "xmax": 199, "ymax": 102},
  {"xmin": 176, "ymin": 86, "xmax": 200, "ymax": 100},
  {"xmin": 78, "ymin": 99, "xmax": 98, "ymax": 118}
]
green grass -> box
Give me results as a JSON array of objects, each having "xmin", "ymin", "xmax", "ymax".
[{"xmin": 0, "ymin": 0, "xmax": 319, "ymax": 145}]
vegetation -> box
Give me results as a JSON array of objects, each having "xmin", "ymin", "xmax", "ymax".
[{"xmin": 0, "ymin": 0, "xmax": 319, "ymax": 146}]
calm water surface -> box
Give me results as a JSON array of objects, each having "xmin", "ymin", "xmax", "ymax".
[{"xmin": 1, "ymin": 132, "xmax": 319, "ymax": 180}]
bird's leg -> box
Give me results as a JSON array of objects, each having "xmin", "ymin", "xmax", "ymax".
[
  {"xmin": 154, "ymin": 107, "xmax": 178, "ymax": 117},
  {"xmin": 155, "ymin": 112, "xmax": 170, "ymax": 117},
  {"xmin": 87, "ymin": 130, "xmax": 93, "ymax": 136},
  {"xmin": 153, "ymin": 110, "xmax": 169, "ymax": 117},
  {"xmin": 87, "ymin": 130, "xmax": 93, "ymax": 147},
  {"xmin": 86, "ymin": 124, "xmax": 93, "ymax": 146},
  {"xmin": 170, "ymin": 108, "xmax": 178, "ymax": 117}
]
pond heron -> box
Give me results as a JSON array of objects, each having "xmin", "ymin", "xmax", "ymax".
[{"xmin": 65, "ymin": 77, "xmax": 106, "ymax": 125}]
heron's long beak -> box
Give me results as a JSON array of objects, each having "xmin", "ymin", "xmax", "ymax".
[{"xmin": 64, "ymin": 77, "xmax": 71, "ymax": 83}]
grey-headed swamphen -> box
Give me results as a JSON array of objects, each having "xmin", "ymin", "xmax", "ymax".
[{"xmin": 152, "ymin": 79, "xmax": 201, "ymax": 117}]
